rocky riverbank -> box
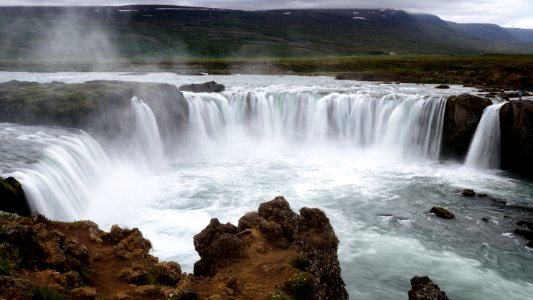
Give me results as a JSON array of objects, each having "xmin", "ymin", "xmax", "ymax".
[{"xmin": 0, "ymin": 196, "xmax": 348, "ymax": 299}]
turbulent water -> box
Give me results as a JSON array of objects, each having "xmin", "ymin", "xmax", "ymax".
[{"xmin": 1, "ymin": 73, "xmax": 533, "ymax": 300}]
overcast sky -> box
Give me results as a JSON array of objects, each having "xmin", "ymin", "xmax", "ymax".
[{"xmin": 1, "ymin": 0, "xmax": 532, "ymax": 29}]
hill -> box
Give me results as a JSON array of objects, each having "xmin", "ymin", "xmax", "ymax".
[{"xmin": 0, "ymin": 5, "xmax": 532, "ymax": 59}]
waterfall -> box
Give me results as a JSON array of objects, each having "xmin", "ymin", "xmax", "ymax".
[
  {"xmin": 11, "ymin": 132, "xmax": 110, "ymax": 219},
  {"xmin": 131, "ymin": 96, "xmax": 164, "ymax": 162},
  {"xmin": 465, "ymin": 103, "xmax": 505, "ymax": 169},
  {"xmin": 183, "ymin": 91, "xmax": 447, "ymax": 159}
]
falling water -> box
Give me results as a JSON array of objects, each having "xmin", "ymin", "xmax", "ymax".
[
  {"xmin": 184, "ymin": 91, "xmax": 447, "ymax": 160},
  {"xmin": 131, "ymin": 96, "xmax": 164, "ymax": 162},
  {"xmin": 10, "ymin": 132, "xmax": 110, "ymax": 219},
  {"xmin": 465, "ymin": 103, "xmax": 505, "ymax": 169}
]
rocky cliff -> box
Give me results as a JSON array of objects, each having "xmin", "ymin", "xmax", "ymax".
[
  {"xmin": 441, "ymin": 93, "xmax": 493, "ymax": 159},
  {"xmin": 0, "ymin": 80, "xmax": 189, "ymax": 140},
  {"xmin": 500, "ymin": 101, "xmax": 533, "ymax": 178},
  {"xmin": 0, "ymin": 196, "xmax": 348, "ymax": 299}
]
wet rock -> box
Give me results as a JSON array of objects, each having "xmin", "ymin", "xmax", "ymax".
[
  {"xmin": 435, "ymin": 84, "xmax": 450, "ymax": 89},
  {"xmin": 193, "ymin": 218, "xmax": 245, "ymax": 276},
  {"xmin": 514, "ymin": 229, "xmax": 533, "ymax": 240},
  {"xmin": 0, "ymin": 176, "xmax": 31, "ymax": 216},
  {"xmin": 517, "ymin": 220, "xmax": 533, "ymax": 230},
  {"xmin": 430, "ymin": 207, "xmax": 455, "ymax": 219},
  {"xmin": 408, "ymin": 276, "xmax": 449, "ymax": 300},
  {"xmin": 179, "ymin": 81, "xmax": 225, "ymax": 93},
  {"xmin": 461, "ymin": 189, "xmax": 476, "ymax": 197},
  {"xmin": 478, "ymin": 193, "xmax": 488, "ymax": 198},
  {"xmin": 527, "ymin": 241, "xmax": 533, "ymax": 248},
  {"xmin": 442, "ymin": 94, "xmax": 493, "ymax": 159},
  {"xmin": 500, "ymin": 101, "xmax": 533, "ymax": 178}
]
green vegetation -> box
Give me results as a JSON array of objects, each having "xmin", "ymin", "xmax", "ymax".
[
  {"xmin": 31, "ymin": 286, "xmax": 68, "ymax": 300},
  {"xmin": 284, "ymin": 273, "xmax": 313, "ymax": 300},
  {"xmin": 267, "ymin": 290, "xmax": 292, "ymax": 300},
  {"xmin": 0, "ymin": 249, "xmax": 20, "ymax": 276},
  {"xmin": 290, "ymin": 252, "xmax": 310, "ymax": 271}
]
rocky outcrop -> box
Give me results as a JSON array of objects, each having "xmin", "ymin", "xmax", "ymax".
[
  {"xmin": 461, "ymin": 189, "xmax": 475, "ymax": 197},
  {"xmin": 0, "ymin": 80, "xmax": 189, "ymax": 140},
  {"xmin": 408, "ymin": 276, "xmax": 449, "ymax": 300},
  {"xmin": 179, "ymin": 81, "xmax": 225, "ymax": 93},
  {"xmin": 193, "ymin": 196, "xmax": 348, "ymax": 299},
  {"xmin": 441, "ymin": 94, "xmax": 493, "ymax": 159},
  {"xmin": 0, "ymin": 214, "xmax": 184, "ymax": 299},
  {"xmin": 1, "ymin": 197, "xmax": 347, "ymax": 299},
  {"xmin": 499, "ymin": 101, "xmax": 533, "ymax": 178},
  {"xmin": 0, "ymin": 176, "xmax": 30, "ymax": 216}
]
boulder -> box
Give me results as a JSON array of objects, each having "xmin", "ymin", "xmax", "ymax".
[
  {"xmin": 441, "ymin": 94, "xmax": 493, "ymax": 159},
  {"xmin": 408, "ymin": 276, "xmax": 449, "ymax": 300},
  {"xmin": 435, "ymin": 84, "xmax": 450, "ymax": 89},
  {"xmin": 499, "ymin": 101, "xmax": 533, "ymax": 178},
  {"xmin": 193, "ymin": 218, "xmax": 245, "ymax": 276},
  {"xmin": 179, "ymin": 81, "xmax": 225, "ymax": 93},
  {"xmin": 0, "ymin": 176, "xmax": 31, "ymax": 216},
  {"xmin": 461, "ymin": 189, "xmax": 475, "ymax": 197},
  {"xmin": 430, "ymin": 207, "xmax": 455, "ymax": 219},
  {"xmin": 0, "ymin": 276, "xmax": 33, "ymax": 299}
]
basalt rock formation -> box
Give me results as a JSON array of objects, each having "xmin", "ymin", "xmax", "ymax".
[
  {"xmin": 1, "ymin": 196, "xmax": 348, "ymax": 299},
  {"xmin": 179, "ymin": 81, "xmax": 225, "ymax": 93},
  {"xmin": 0, "ymin": 176, "xmax": 30, "ymax": 217},
  {"xmin": 441, "ymin": 93, "xmax": 493, "ymax": 160},
  {"xmin": 193, "ymin": 196, "xmax": 348, "ymax": 299},
  {"xmin": 408, "ymin": 276, "xmax": 449, "ymax": 300},
  {"xmin": 499, "ymin": 101, "xmax": 533, "ymax": 178},
  {"xmin": 0, "ymin": 80, "xmax": 189, "ymax": 140}
]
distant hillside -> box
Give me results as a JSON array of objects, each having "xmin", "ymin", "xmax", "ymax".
[
  {"xmin": 506, "ymin": 28, "xmax": 533, "ymax": 42},
  {"xmin": 0, "ymin": 5, "xmax": 532, "ymax": 59}
]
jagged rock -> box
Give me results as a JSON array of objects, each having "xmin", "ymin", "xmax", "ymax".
[
  {"xmin": 517, "ymin": 220, "xmax": 533, "ymax": 230},
  {"xmin": 34, "ymin": 270, "xmax": 67, "ymax": 291},
  {"xmin": 478, "ymin": 193, "xmax": 488, "ymax": 198},
  {"xmin": 153, "ymin": 261, "xmax": 182, "ymax": 286},
  {"xmin": 63, "ymin": 270, "xmax": 81, "ymax": 288},
  {"xmin": 499, "ymin": 101, "xmax": 533, "ymax": 178},
  {"xmin": 461, "ymin": 189, "xmax": 476, "ymax": 197},
  {"xmin": 199, "ymin": 196, "xmax": 348, "ymax": 300},
  {"xmin": 408, "ymin": 276, "xmax": 449, "ymax": 300},
  {"xmin": 430, "ymin": 207, "xmax": 455, "ymax": 219},
  {"xmin": 193, "ymin": 218, "xmax": 245, "ymax": 275},
  {"xmin": 179, "ymin": 81, "xmax": 225, "ymax": 93},
  {"xmin": 441, "ymin": 94, "xmax": 493, "ymax": 159},
  {"xmin": 0, "ymin": 176, "xmax": 31, "ymax": 216},
  {"xmin": 435, "ymin": 84, "xmax": 450, "ymax": 89},
  {"xmin": 70, "ymin": 287, "xmax": 98, "ymax": 299},
  {"xmin": 0, "ymin": 276, "xmax": 33, "ymax": 299}
]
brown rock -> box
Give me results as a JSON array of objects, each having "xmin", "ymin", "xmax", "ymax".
[
  {"xmin": 70, "ymin": 287, "xmax": 98, "ymax": 299},
  {"xmin": 34, "ymin": 269, "xmax": 67, "ymax": 290},
  {"xmin": 153, "ymin": 261, "xmax": 182, "ymax": 286},
  {"xmin": 178, "ymin": 81, "xmax": 225, "ymax": 93},
  {"xmin": 408, "ymin": 276, "xmax": 449, "ymax": 300},
  {"xmin": 430, "ymin": 207, "xmax": 455, "ymax": 219},
  {"xmin": 461, "ymin": 189, "xmax": 475, "ymax": 197},
  {"xmin": 0, "ymin": 276, "xmax": 33, "ymax": 300}
]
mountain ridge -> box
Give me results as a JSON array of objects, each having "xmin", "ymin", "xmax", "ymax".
[{"xmin": 0, "ymin": 5, "xmax": 532, "ymax": 58}]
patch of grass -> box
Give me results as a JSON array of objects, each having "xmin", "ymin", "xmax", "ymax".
[
  {"xmin": 267, "ymin": 290, "xmax": 292, "ymax": 300},
  {"xmin": 31, "ymin": 285, "xmax": 68, "ymax": 300},
  {"xmin": 284, "ymin": 273, "xmax": 313, "ymax": 300},
  {"xmin": 290, "ymin": 252, "xmax": 310, "ymax": 271},
  {"xmin": 0, "ymin": 255, "xmax": 12, "ymax": 275}
]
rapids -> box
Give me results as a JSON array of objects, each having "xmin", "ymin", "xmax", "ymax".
[{"xmin": 1, "ymin": 72, "xmax": 532, "ymax": 299}]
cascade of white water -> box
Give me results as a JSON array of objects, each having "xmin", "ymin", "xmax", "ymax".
[
  {"xmin": 131, "ymin": 96, "xmax": 164, "ymax": 162},
  {"xmin": 465, "ymin": 103, "xmax": 505, "ymax": 169},
  {"xmin": 10, "ymin": 132, "xmax": 110, "ymax": 219},
  {"xmin": 183, "ymin": 91, "xmax": 447, "ymax": 159}
]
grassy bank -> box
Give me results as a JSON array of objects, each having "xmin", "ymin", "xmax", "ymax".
[{"xmin": 1, "ymin": 54, "xmax": 533, "ymax": 90}]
